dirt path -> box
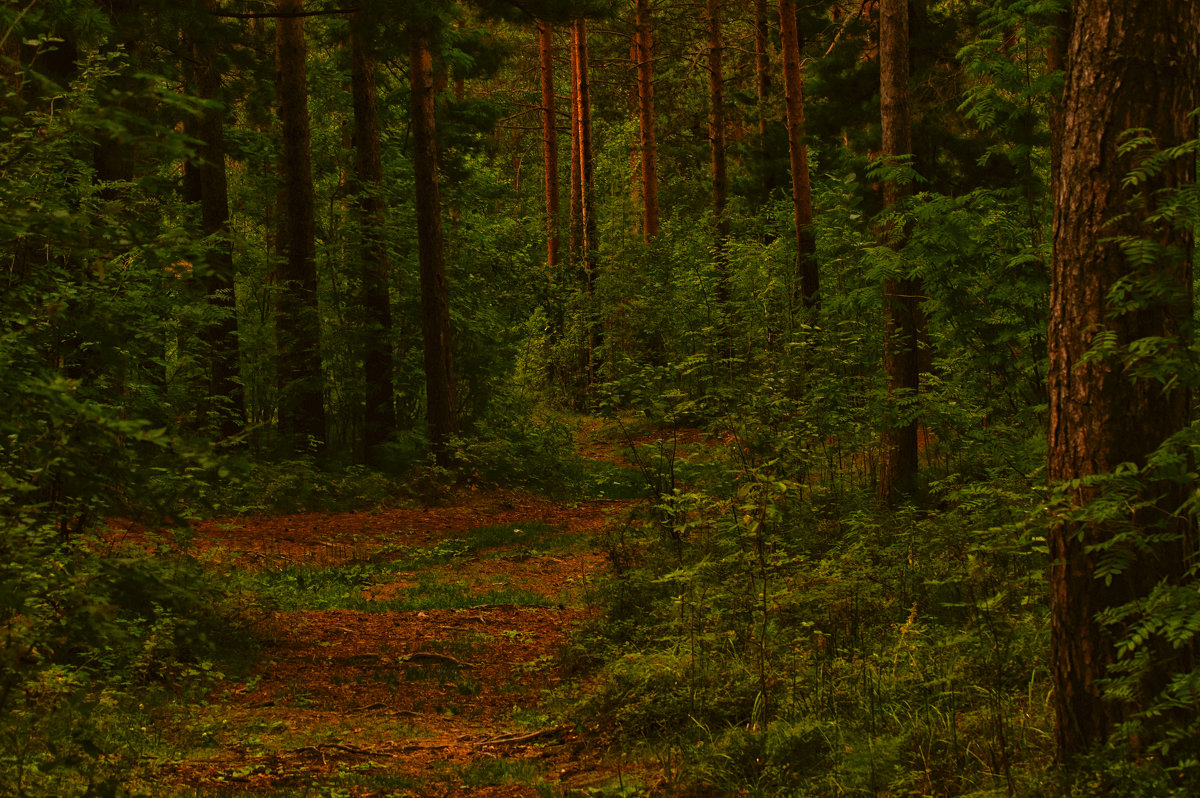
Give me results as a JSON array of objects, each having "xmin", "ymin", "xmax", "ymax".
[{"xmin": 150, "ymin": 489, "xmax": 651, "ymax": 796}]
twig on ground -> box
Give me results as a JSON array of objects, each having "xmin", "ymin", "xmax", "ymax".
[
  {"xmin": 475, "ymin": 726, "xmax": 567, "ymax": 747},
  {"xmin": 399, "ymin": 651, "xmax": 477, "ymax": 668}
]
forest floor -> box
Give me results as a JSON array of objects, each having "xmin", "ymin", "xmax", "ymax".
[{"xmin": 135, "ymin": 420, "xmax": 699, "ymax": 797}]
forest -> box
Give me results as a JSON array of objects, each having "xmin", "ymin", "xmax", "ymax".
[{"xmin": 3, "ymin": 0, "xmax": 1200, "ymax": 795}]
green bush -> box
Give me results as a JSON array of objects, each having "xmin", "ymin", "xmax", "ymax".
[{"xmin": 0, "ymin": 521, "xmax": 260, "ymax": 795}]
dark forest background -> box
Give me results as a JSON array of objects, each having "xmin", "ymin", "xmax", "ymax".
[{"xmin": 3, "ymin": 0, "xmax": 1200, "ymax": 794}]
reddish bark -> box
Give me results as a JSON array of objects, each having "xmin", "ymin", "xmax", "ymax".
[
  {"xmin": 568, "ymin": 26, "xmax": 582, "ymax": 267},
  {"xmin": 538, "ymin": 21, "xmax": 561, "ymax": 280},
  {"xmin": 634, "ymin": 0, "xmax": 659, "ymax": 240},
  {"xmin": 570, "ymin": 19, "xmax": 600, "ymax": 388},
  {"xmin": 1048, "ymin": 0, "xmax": 1200, "ymax": 762}
]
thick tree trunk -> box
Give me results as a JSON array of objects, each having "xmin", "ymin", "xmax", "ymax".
[
  {"xmin": 350, "ymin": 10, "xmax": 395, "ymax": 462},
  {"xmin": 189, "ymin": 4, "xmax": 243, "ymax": 441},
  {"xmin": 1048, "ymin": 0, "xmax": 1200, "ymax": 762},
  {"xmin": 876, "ymin": 0, "xmax": 920, "ymax": 505},
  {"xmin": 634, "ymin": 0, "xmax": 659, "ymax": 241},
  {"xmin": 538, "ymin": 21, "xmax": 561, "ymax": 281},
  {"xmin": 410, "ymin": 30, "xmax": 458, "ymax": 459},
  {"xmin": 274, "ymin": 0, "xmax": 325, "ymax": 453},
  {"xmin": 778, "ymin": 0, "xmax": 818, "ymax": 308}
]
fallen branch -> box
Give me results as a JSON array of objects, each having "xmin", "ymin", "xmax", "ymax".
[
  {"xmin": 399, "ymin": 651, "xmax": 476, "ymax": 668},
  {"xmin": 475, "ymin": 726, "xmax": 566, "ymax": 747},
  {"xmin": 297, "ymin": 742, "xmax": 394, "ymax": 759}
]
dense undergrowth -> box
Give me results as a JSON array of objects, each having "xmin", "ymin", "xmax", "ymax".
[
  {"xmin": 564, "ymin": 404, "xmax": 1200, "ymax": 797},
  {"xmin": 0, "ymin": 523, "xmax": 262, "ymax": 797},
  {"xmin": 574, "ymin": 448, "xmax": 1055, "ymax": 796}
]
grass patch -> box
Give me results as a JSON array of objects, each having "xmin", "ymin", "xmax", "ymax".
[
  {"xmin": 378, "ymin": 521, "xmax": 582, "ymax": 565},
  {"xmin": 457, "ymin": 757, "xmax": 544, "ymax": 787},
  {"xmin": 579, "ymin": 460, "xmax": 653, "ymax": 500},
  {"xmin": 229, "ymin": 522, "xmax": 578, "ymax": 612},
  {"xmin": 244, "ymin": 566, "xmax": 554, "ymax": 612},
  {"xmin": 464, "ymin": 521, "xmax": 554, "ymax": 550}
]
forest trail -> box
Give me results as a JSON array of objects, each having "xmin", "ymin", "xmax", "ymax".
[{"xmin": 147, "ymin": 423, "xmax": 684, "ymax": 796}]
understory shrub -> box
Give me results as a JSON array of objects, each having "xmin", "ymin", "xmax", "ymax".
[
  {"xmin": 0, "ymin": 521, "xmax": 260, "ymax": 796},
  {"xmin": 575, "ymin": 424, "xmax": 1056, "ymax": 796}
]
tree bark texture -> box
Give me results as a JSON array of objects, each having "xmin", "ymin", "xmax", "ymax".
[
  {"xmin": 410, "ymin": 30, "xmax": 458, "ymax": 458},
  {"xmin": 1048, "ymin": 0, "xmax": 1200, "ymax": 762},
  {"xmin": 778, "ymin": 0, "xmax": 818, "ymax": 308},
  {"xmin": 274, "ymin": 0, "xmax": 325, "ymax": 452},
  {"xmin": 189, "ymin": 3, "xmax": 243, "ymax": 440},
  {"xmin": 634, "ymin": 0, "xmax": 659, "ymax": 241},
  {"xmin": 538, "ymin": 21, "xmax": 561, "ymax": 281},
  {"xmin": 877, "ymin": 0, "xmax": 920, "ymax": 505},
  {"xmin": 350, "ymin": 10, "xmax": 395, "ymax": 459}
]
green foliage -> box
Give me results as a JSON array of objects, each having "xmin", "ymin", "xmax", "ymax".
[
  {"xmin": 574, "ymin": 396, "xmax": 1055, "ymax": 795},
  {"xmin": 0, "ymin": 522, "xmax": 260, "ymax": 795}
]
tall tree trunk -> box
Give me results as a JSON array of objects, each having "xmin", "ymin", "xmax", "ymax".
[
  {"xmin": 877, "ymin": 0, "xmax": 920, "ymax": 505},
  {"xmin": 189, "ymin": 3, "xmax": 243, "ymax": 441},
  {"xmin": 706, "ymin": 0, "xmax": 730, "ymax": 317},
  {"xmin": 410, "ymin": 29, "xmax": 458, "ymax": 459},
  {"xmin": 274, "ymin": 0, "xmax": 325, "ymax": 454},
  {"xmin": 568, "ymin": 28, "xmax": 583, "ymax": 268},
  {"xmin": 754, "ymin": 0, "xmax": 770, "ymax": 146},
  {"xmin": 634, "ymin": 0, "xmax": 659, "ymax": 241},
  {"xmin": 538, "ymin": 21, "xmax": 561, "ymax": 281},
  {"xmin": 778, "ymin": 0, "xmax": 818, "ymax": 308},
  {"xmin": 350, "ymin": 9, "xmax": 396, "ymax": 462},
  {"xmin": 1048, "ymin": 0, "xmax": 1200, "ymax": 763},
  {"xmin": 570, "ymin": 18, "xmax": 599, "ymax": 389}
]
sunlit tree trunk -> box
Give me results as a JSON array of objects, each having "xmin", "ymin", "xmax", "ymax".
[
  {"xmin": 778, "ymin": 0, "xmax": 818, "ymax": 309},
  {"xmin": 538, "ymin": 21, "xmax": 561, "ymax": 281},
  {"xmin": 410, "ymin": 29, "xmax": 458, "ymax": 459},
  {"xmin": 568, "ymin": 28, "xmax": 583, "ymax": 268},
  {"xmin": 570, "ymin": 18, "xmax": 599, "ymax": 388},
  {"xmin": 350, "ymin": 9, "xmax": 395, "ymax": 462},
  {"xmin": 877, "ymin": 0, "xmax": 920, "ymax": 504},
  {"xmin": 274, "ymin": 0, "xmax": 325, "ymax": 453},
  {"xmin": 1048, "ymin": 0, "xmax": 1200, "ymax": 763},
  {"xmin": 634, "ymin": 0, "xmax": 659, "ymax": 241}
]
